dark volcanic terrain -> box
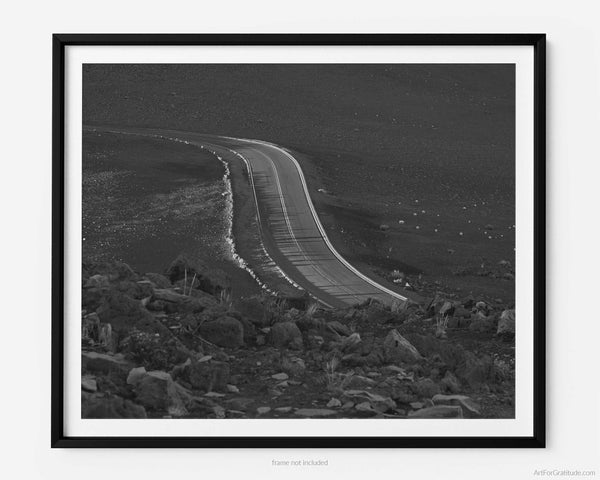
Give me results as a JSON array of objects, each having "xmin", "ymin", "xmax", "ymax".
[
  {"xmin": 83, "ymin": 64, "xmax": 515, "ymax": 303},
  {"xmin": 82, "ymin": 130, "xmax": 261, "ymax": 297},
  {"xmin": 81, "ymin": 65, "xmax": 516, "ymax": 420}
]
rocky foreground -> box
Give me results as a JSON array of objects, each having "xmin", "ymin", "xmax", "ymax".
[{"xmin": 81, "ymin": 255, "xmax": 515, "ymax": 419}]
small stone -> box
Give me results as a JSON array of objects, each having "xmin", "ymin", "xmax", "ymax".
[
  {"xmin": 343, "ymin": 390, "xmax": 396, "ymax": 413},
  {"xmin": 497, "ymin": 309, "xmax": 515, "ymax": 337},
  {"xmin": 432, "ymin": 394, "xmax": 481, "ymax": 418},
  {"xmin": 281, "ymin": 356, "xmax": 306, "ymax": 376},
  {"xmin": 257, "ymin": 406, "xmax": 271, "ymax": 415},
  {"xmin": 294, "ymin": 408, "xmax": 336, "ymax": 417},
  {"xmin": 82, "ymin": 351, "xmax": 131, "ymax": 375},
  {"xmin": 409, "ymin": 401, "xmax": 424, "ymax": 410},
  {"xmin": 225, "ymin": 397, "xmax": 254, "ymax": 411},
  {"xmin": 271, "ymin": 372, "xmax": 289, "ymax": 381},
  {"xmin": 411, "ymin": 378, "xmax": 441, "ymax": 398},
  {"xmin": 127, "ymin": 366, "xmax": 147, "ymax": 386},
  {"xmin": 327, "ymin": 398, "xmax": 342, "ymax": 408},
  {"xmin": 213, "ymin": 406, "xmax": 226, "ymax": 418},
  {"xmin": 341, "ymin": 401, "xmax": 355, "ymax": 410},
  {"xmin": 408, "ymin": 405, "xmax": 463, "ymax": 419},
  {"xmin": 204, "ymin": 391, "xmax": 226, "ymax": 398},
  {"xmin": 440, "ymin": 371, "xmax": 461, "ymax": 394},
  {"xmin": 340, "ymin": 332, "xmax": 362, "ymax": 352},
  {"xmin": 346, "ymin": 375, "xmax": 376, "ymax": 389},
  {"xmin": 81, "ymin": 375, "xmax": 97, "ymax": 393},
  {"xmin": 85, "ymin": 274, "xmax": 110, "ymax": 289},
  {"xmin": 226, "ymin": 384, "xmax": 240, "ymax": 393},
  {"xmin": 355, "ymin": 401, "xmax": 377, "ymax": 414},
  {"xmin": 275, "ymin": 406, "xmax": 293, "ymax": 413}
]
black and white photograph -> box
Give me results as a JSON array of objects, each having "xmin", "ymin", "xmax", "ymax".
[
  {"xmin": 79, "ymin": 62, "xmax": 517, "ymax": 420},
  {"xmin": 49, "ymin": 35, "xmax": 547, "ymax": 447},
  {"xmin": 6, "ymin": 0, "xmax": 600, "ymax": 477}
]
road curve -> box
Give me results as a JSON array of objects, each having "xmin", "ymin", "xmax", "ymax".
[{"xmin": 84, "ymin": 127, "xmax": 407, "ymax": 308}]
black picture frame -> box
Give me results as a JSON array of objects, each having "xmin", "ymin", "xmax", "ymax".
[{"xmin": 52, "ymin": 33, "xmax": 546, "ymax": 448}]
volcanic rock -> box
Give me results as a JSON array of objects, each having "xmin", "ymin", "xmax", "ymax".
[
  {"xmin": 199, "ymin": 316, "xmax": 244, "ymax": 348},
  {"xmin": 82, "ymin": 393, "xmax": 147, "ymax": 419},
  {"xmin": 432, "ymin": 394, "xmax": 481, "ymax": 418},
  {"xmin": 383, "ymin": 329, "xmax": 422, "ymax": 363},
  {"xmin": 497, "ymin": 309, "xmax": 515, "ymax": 337},
  {"xmin": 407, "ymin": 405, "xmax": 463, "ymax": 418},
  {"xmin": 268, "ymin": 322, "xmax": 303, "ymax": 349}
]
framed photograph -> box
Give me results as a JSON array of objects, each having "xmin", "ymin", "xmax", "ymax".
[{"xmin": 52, "ymin": 33, "xmax": 545, "ymax": 448}]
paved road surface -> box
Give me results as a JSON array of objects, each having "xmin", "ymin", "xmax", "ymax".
[{"xmin": 84, "ymin": 127, "xmax": 407, "ymax": 308}]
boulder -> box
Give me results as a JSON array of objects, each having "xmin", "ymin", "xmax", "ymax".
[
  {"xmin": 432, "ymin": 394, "xmax": 481, "ymax": 418},
  {"xmin": 440, "ymin": 370, "xmax": 461, "ymax": 394},
  {"xmin": 81, "ymin": 351, "xmax": 131, "ymax": 376},
  {"xmin": 182, "ymin": 360, "xmax": 230, "ymax": 392},
  {"xmin": 84, "ymin": 274, "xmax": 110, "ymax": 289},
  {"xmin": 407, "ymin": 405, "xmax": 463, "ymax": 419},
  {"xmin": 165, "ymin": 255, "xmax": 229, "ymax": 295},
  {"xmin": 346, "ymin": 375, "xmax": 376, "ymax": 389},
  {"xmin": 165, "ymin": 254, "xmax": 204, "ymax": 283},
  {"xmin": 280, "ymin": 293, "xmax": 311, "ymax": 310},
  {"xmin": 268, "ymin": 322, "xmax": 303, "ymax": 349},
  {"xmin": 383, "ymin": 329, "xmax": 422, "ymax": 363},
  {"xmin": 152, "ymin": 288, "xmax": 216, "ymax": 313},
  {"xmin": 458, "ymin": 354, "xmax": 495, "ymax": 387},
  {"xmin": 82, "ymin": 393, "xmax": 147, "ymax": 419},
  {"xmin": 294, "ymin": 408, "xmax": 337, "ymax": 417},
  {"xmin": 326, "ymin": 321, "xmax": 352, "ymax": 337},
  {"xmin": 95, "ymin": 291, "xmax": 157, "ymax": 337},
  {"xmin": 199, "ymin": 316, "xmax": 244, "ymax": 348},
  {"xmin": 118, "ymin": 330, "xmax": 191, "ymax": 371},
  {"xmin": 134, "ymin": 370, "xmax": 188, "ymax": 416},
  {"xmin": 144, "ymin": 272, "xmax": 172, "ymax": 289},
  {"xmin": 115, "ymin": 280, "xmax": 154, "ymax": 300},
  {"xmin": 126, "ymin": 366, "xmax": 147, "ymax": 386},
  {"xmin": 342, "ymin": 390, "xmax": 396, "ymax": 413},
  {"xmin": 497, "ymin": 309, "xmax": 515, "ymax": 337},
  {"xmin": 81, "ymin": 375, "xmax": 98, "ymax": 393},
  {"xmin": 281, "ymin": 356, "xmax": 306, "ymax": 377},
  {"xmin": 83, "ymin": 261, "xmax": 138, "ymax": 282},
  {"xmin": 232, "ymin": 297, "xmax": 269, "ymax": 327},
  {"xmin": 410, "ymin": 378, "xmax": 441, "ymax": 398},
  {"xmin": 340, "ymin": 332, "xmax": 362, "ymax": 352},
  {"xmin": 468, "ymin": 312, "xmax": 496, "ymax": 333}
]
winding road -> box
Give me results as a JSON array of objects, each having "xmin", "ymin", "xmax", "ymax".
[{"xmin": 84, "ymin": 127, "xmax": 408, "ymax": 309}]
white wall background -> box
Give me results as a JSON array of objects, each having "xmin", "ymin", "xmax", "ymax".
[{"xmin": 0, "ymin": 0, "xmax": 598, "ymax": 478}]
